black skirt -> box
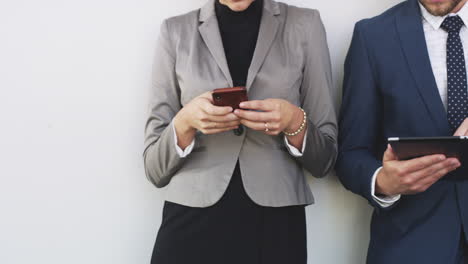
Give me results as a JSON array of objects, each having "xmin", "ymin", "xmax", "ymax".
[{"xmin": 151, "ymin": 162, "xmax": 307, "ymax": 264}]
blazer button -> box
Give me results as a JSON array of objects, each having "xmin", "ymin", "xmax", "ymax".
[{"xmin": 233, "ymin": 125, "xmax": 244, "ymax": 136}]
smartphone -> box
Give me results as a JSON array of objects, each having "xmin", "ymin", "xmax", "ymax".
[{"xmin": 212, "ymin": 86, "xmax": 248, "ymax": 110}]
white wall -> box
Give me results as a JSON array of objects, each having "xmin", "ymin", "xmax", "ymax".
[{"xmin": 0, "ymin": 0, "xmax": 402, "ymax": 263}]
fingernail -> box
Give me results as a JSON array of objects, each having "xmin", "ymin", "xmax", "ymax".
[
  {"xmin": 234, "ymin": 109, "xmax": 240, "ymax": 114},
  {"xmin": 239, "ymin": 102, "xmax": 246, "ymax": 107},
  {"xmin": 439, "ymin": 155, "xmax": 446, "ymax": 161}
]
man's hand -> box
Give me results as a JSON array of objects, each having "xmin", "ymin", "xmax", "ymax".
[
  {"xmin": 375, "ymin": 145, "xmax": 461, "ymax": 196},
  {"xmin": 454, "ymin": 118, "xmax": 468, "ymax": 136}
]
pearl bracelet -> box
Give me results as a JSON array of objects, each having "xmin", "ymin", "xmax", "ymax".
[{"xmin": 283, "ymin": 108, "xmax": 307, "ymax": 137}]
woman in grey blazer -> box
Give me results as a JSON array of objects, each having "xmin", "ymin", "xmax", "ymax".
[{"xmin": 143, "ymin": 0, "xmax": 337, "ymax": 263}]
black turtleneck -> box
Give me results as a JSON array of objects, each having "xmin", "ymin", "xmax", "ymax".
[{"xmin": 215, "ymin": 0, "xmax": 263, "ymax": 87}]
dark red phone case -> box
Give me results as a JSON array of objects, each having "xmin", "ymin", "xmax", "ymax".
[{"xmin": 212, "ymin": 87, "xmax": 248, "ymax": 110}]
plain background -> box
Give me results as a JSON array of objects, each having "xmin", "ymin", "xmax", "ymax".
[{"xmin": 0, "ymin": 0, "xmax": 403, "ymax": 263}]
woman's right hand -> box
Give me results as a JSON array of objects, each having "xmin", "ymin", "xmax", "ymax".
[{"xmin": 173, "ymin": 92, "xmax": 240, "ymax": 149}]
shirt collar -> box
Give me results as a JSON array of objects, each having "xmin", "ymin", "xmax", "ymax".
[{"xmin": 419, "ymin": 1, "xmax": 468, "ymax": 30}]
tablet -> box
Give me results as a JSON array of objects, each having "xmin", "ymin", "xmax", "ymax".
[{"xmin": 388, "ymin": 136, "xmax": 468, "ymax": 162}]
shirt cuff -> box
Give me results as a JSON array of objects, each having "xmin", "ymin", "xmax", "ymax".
[
  {"xmin": 371, "ymin": 167, "xmax": 401, "ymax": 208},
  {"xmin": 283, "ymin": 129, "xmax": 308, "ymax": 157},
  {"xmin": 172, "ymin": 122, "xmax": 195, "ymax": 158}
]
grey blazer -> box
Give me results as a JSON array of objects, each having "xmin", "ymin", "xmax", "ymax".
[{"xmin": 143, "ymin": 0, "xmax": 338, "ymax": 208}]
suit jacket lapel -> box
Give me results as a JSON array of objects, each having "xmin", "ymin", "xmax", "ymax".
[
  {"xmin": 246, "ymin": 0, "xmax": 280, "ymax": 90},
  {"xmin": 199, "ymin": 0, "xmax": 233, "ymax": 87},
  {"xmin": 396, "ymin": 0, "xmax": 450, "ymax": 135}
]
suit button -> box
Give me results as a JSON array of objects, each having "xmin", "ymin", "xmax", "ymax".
[{"xmin": 233, "ymin": 125, "xmax": 244, "ymax": 136}]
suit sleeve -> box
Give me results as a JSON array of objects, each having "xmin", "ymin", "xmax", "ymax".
[
  {"xmin": 335, "ymin": 22, "xmax": 399, "ymax": 210},
  {"xmin": 143, "ymin": 19, "xmax": 186, "ymax": 188},
  {"xmin": 292, "ymin": 10, "xmax": 338, "ymax": 178}
]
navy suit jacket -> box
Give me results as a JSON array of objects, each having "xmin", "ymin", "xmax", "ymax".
[{"xmin": 336, "ymin": 0, "xmax": 468, "ymax": 263}]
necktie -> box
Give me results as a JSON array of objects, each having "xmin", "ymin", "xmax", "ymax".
[{"xmin": 441, "ymin": 15, "xmax": 468, "ymax": 132}]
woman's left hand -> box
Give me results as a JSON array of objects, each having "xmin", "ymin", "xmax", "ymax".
[{"xmin": 234, "ymin": 99, "xmax": 304, "ymax": 136}]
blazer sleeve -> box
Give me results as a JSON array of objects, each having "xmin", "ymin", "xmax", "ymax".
[
  {"xmin": 143, "ymin": 19, "xmax": 186, "ymax": 188},
  {"xmin": 335, "ymin": 22, "xmax": 398, "ymax": 210},
  {"xmin": 293, "ymin": 10, "xmax": 338, "ymax": 178}
]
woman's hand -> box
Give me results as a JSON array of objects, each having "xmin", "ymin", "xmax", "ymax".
[
  {"xmin": 234, "ymin": 99, "xmax": 304, "ymax": 136},
  {"xmin": 174, "ymin": 92, "xmax": 241, "ymax": 149}
]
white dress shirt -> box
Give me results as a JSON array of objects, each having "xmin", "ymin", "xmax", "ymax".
[
  {"xmin": 371, "ymin": 2, "xmax": 468, "ymax": 207},
  {"xmin": 173, "ymin": 123, "xmax": 307, "ymax": 158}
]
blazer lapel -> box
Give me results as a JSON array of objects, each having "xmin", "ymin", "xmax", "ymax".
[
  {"xmin": 395, "ymin": 0, "xmax": 450, "ymax": 135},
  {"xmin": 199, "ymin": 0, "xmax": 233, "ymax": 87},
  {"xmin": 246, "ymin": 0, "xmax": 280, "ymax": 90}
]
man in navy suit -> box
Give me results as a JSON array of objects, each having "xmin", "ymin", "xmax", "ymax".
[{"xmin": 336, "ymin": 0, "xmax": 468, "ymax": 263}]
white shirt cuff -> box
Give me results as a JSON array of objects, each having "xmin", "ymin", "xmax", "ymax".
[
  {"xmin": 172, "ymin": 122, "xmax": 195, "ymax": 158},
  {"xmin": 371, "ymin": 167, "xmax": 401, "ymax": 208},
  {"xmin": 283, "ymin": 129, "xmax": 308, "ymax": 157}
]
